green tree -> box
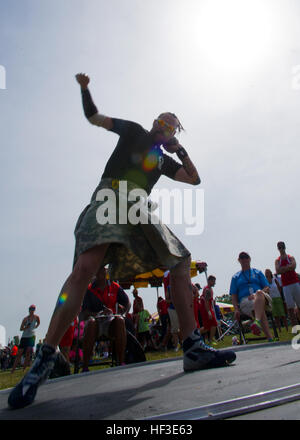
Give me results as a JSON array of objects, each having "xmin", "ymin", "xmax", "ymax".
[{"xmin": 215, "ymin": 294, "xmax": 232, "ymax": 304}]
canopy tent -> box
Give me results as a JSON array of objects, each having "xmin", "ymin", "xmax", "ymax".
[
  {"xmin": 215, "ymin": 302, "xmax": 234, "ymax": 314},
  {"xmin": 118, "ymin": 260, "xmax": 208, "ymax": 290}
]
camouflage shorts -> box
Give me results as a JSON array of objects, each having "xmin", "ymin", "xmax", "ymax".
[{"xmin": 73, "ymin": 178, "xmax": 190, "ymax": 281}]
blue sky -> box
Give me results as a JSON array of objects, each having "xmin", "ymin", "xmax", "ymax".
[{"xmin": 1, "ymin": 0, "xmax": 300, "ymax": 344}]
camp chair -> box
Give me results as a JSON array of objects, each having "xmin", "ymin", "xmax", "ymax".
[{"xmin": 237, "ymin": 311, "xmax": 279, "ymax": 344}]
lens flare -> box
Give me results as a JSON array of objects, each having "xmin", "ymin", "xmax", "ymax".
[
  {"xmin": 143, "ymin": 148, "xmax": 161, "ymax": 172},
  {"xmin": 58, "ymin": 292, "xmax": 68, "ymax": 305}
]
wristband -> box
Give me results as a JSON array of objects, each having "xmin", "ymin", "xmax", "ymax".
[{"xmin": 176, "ymin": 146, "xmax": 188, "ymax": 160}]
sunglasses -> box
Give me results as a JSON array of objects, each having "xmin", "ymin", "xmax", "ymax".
[
  {"xmin": 157, "ymin": 119, "xmax": 177, "ymax": 133},
  {"xmin": 239, "ymin": 255, "xmax": 250, "ymax": 259}
]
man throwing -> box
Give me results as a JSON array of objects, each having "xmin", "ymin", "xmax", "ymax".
[{"xmin": 8, "ymin": 73, "xmax": 236, "ymax": 409}]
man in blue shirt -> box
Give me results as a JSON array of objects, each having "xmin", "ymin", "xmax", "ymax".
[{"xmin": 230, "ymin": 251, "xmax": 273, "ymax": 340}]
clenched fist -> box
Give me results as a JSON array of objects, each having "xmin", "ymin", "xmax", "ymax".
[
  {"xmin": 163, "ymin": 136, "xmax": 180, "ymax": 153},
  {"xmin": 75, "ymin": 73, "xmax": 90, "ymax": 90}
]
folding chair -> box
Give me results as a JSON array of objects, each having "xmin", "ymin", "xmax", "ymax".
[{"xmin": 237, "ymin": 311, "xmax": 279, "ymax": 344}]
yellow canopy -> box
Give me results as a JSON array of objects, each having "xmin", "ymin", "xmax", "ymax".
[{"xmin": 132, "ymin": 260, "xmax": 200, "ymax": 288}]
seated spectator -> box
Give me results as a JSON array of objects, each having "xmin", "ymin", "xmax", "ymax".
[
  {"xmin": 265, "ymin": 269, "xmax": 288, "ymax": 332},
  {"xmin": 69, "ymin": 344, "xmax": 83, "ymax": 364},
  {"xmin": 230, "ymin": 251, "xmax": 273, "ymax": 340},
  {"xmin": 199, "ymin": 276, "xmax": 218, "ymax": 344},
  {"xmin": 80, "ymin": 266, "xmax": 130, "ymax": 372},
  {"xmin": 59, "ymin": 317, "xmax": 78, "ymax": 363}
]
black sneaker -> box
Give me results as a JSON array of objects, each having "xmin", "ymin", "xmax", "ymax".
[
  {"xmin": 8, "ymin": 344, "xmax": 57, "ymax": 409},
  {"xmin": 183, "ymin": 329, "xmax": 236, "ymax": 372}
]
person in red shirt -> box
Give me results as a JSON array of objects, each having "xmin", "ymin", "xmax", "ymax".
[
  {"xmin": 59, "ymin": 318, "xmax": 78, "ymax": 362},
  {"xmin": 80, "ymin": 266, "xmax": 130, "ymax": 371},
  {"xmin": 275, "ymin": 241, "xmax": 300, "ymax": 326},
  {"xmin": 199, "ymin": 276, "xmax": 218, "ymax": 344}
]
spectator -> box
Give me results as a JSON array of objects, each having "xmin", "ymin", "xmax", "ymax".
[
  {"xmin": 194, "ymin": 283, "xmax": 204, "ymax": 330},
  {"xmin": 132, "ymin": 289, "xmax": 144, "ymax": 336},
  {"xmin": 199, "ymin": 276, "xmax": 218, "ymax": 344},
  {"xmin": 10, "ymin": 344, "xmax": 18, "ymax": 368},
  {"xmin": 275, "ymin": 241, "xmax": 300, "ymax": 327},
  {"xmin": 265, "ymin": 269, "xmax": 288, "ymax": 333},
  {"xmin": 80, "ymin": 266, "xmax": 130, "ymax": 372},
  {"xmin": 11, "ymin": 305, "xmax": 40, "ymax": 373},
  {"xmin": 136, "ymin": 304, "xmax": 153, "ymax": 351},
  {"xmin": 230, "ymin": 252, "xmax": 273, "ymax": 340},
  {"xmin": 157, "ymin": 296, "xmax": 170, "ymax": 348},
  {"xmin": 59, "ymin": 318, "xmax": 78, "ymax": 363}
]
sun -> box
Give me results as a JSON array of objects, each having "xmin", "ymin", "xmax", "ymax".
[{"xmin": 190, "ymin": 0, "xmax": 281, "ymax": 76}]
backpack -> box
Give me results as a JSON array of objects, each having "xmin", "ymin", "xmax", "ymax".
[{"xmin": 124, "ymin": 331, "xmax": 146, "ymax": 364}]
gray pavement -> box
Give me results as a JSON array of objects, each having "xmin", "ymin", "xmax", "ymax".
[{"xmin": 0, "ymin": 342, "xmax": 300, "ymax": 420}]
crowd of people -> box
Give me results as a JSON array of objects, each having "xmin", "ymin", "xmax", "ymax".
[{"xmin": 3, "ymin": 239, "xmax": 299, "ymax": 376}]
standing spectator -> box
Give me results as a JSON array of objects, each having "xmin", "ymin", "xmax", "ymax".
[
  {"xmin": 265, "ymin": 269, "xmax": 288, "ymax": 333},
  {"xmin": 157, "ymin": 296, "xmax": 170, "ymax": 348},
  {"xmin": 194, "ymin": 283, "xmax": 204, "ymax": 330},
  {"xmin": 132, "ymin": 289, "xmax": 144, "ymax": 336},
  {"xmin": 136, "ymin": 304, "xmax": 152, "ymax": 351},
  {"xmin": 9, "ymin": 344, "xmax": 18, "ymax": 368},
  {"xmin": 230, "ymin": 252, "xmax": 273, "ymax": 340},
  {"xmin": 11, "ymin": 305, "xmax": 40, "ymax": 373},
  {"xmin": 275, "ymin": 241, "xmax": 300, "ymax": 327},
  {"xmin": 199, "ymin": 276, "xmax": 218, "ymax": 344}
]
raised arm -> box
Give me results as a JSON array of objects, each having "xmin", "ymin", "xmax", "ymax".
[
  {"xmin": 163, "ymin": 137, "xmax": 200, "ymax": 185},
  {"xmin": 75, "ymin": 73, "xmax": 113, "ymax": 130}
]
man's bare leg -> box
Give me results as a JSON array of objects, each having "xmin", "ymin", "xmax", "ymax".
[
  {"xmin": 45, "ymin": 244, "xmax": 109, "ymax": 348},
  {"xmin": 169, "ymin": 257, "xmax": 196, "ymax": 340},
  {"xmin": 253, "ymin": 292, "xmax": 272, "ymax": 339}
]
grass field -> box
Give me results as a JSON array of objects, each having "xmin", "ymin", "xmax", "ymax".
[{"xmin": 0, "ymin": 328, "xmax": 295, "ymax": 392}]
